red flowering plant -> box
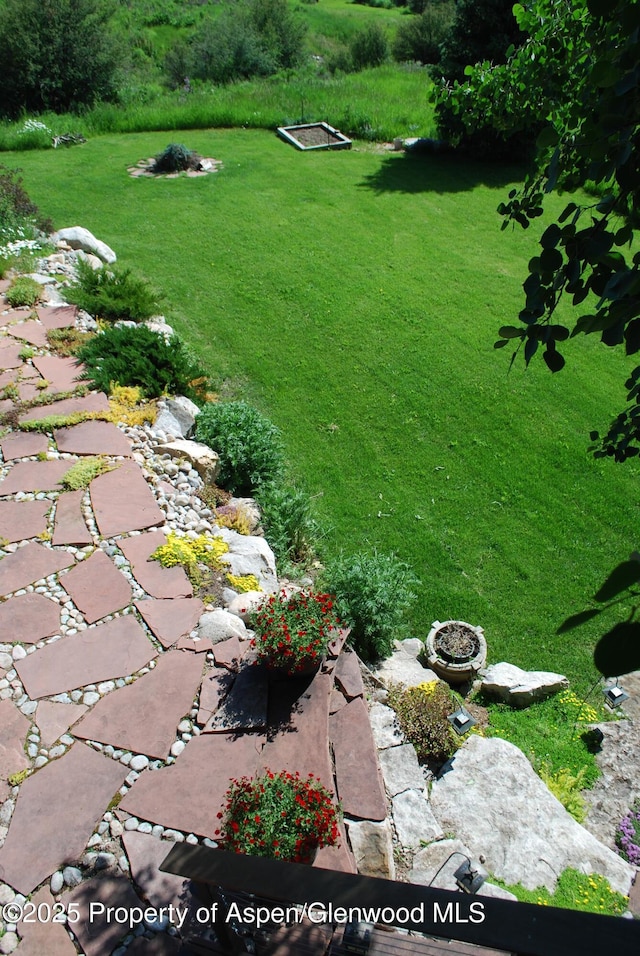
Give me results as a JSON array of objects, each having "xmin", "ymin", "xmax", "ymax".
[
  {"xmin": 250, "ymin": 588, "xmax": 340, "ymax": 675},
  {"xmin": 215, "ymin": 770, "xmax": 341, "ymax": 863}
]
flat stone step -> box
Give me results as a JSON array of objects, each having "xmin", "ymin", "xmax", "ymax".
[
  {"xmin": 120, "ymin": 732, "xmax": 265, "ymax": 838},
  {"xmin": 0, "ymin": 592, "xmax": 60, "ymax": 644},
  {"xmin": 0, "ymin": 698, "xmax": 32, "ymax": 803},
  {"xmin": 34, "ymin": 700, "xmax": 88, "ymax": 747},
  {"xmin": 204, "ymin": 661, "xmax": 269, "ymax": 733},
  {"xmin": 334, "ymin": 647, "xmax": 364, "ymax": 699},
  {"xmin": 122, "ymin": 830, "xmax": 192, "ymax": 909},
  {"xmin": 15, "ymin": 614, "xmax": 157, "ymax": 699},
  {"xmin": 7, "ymin": 321, "xmax": 49, "ymax": 348},
  {"xmin": 63, "ymin": 874, "xmax": 144, "ymax": 956},
  {"xmin": 52, "ymin": 489, "xmax": 93, "ymax": 546},
  {"xmin": 60, "ymin": 548, "xmax": 133, "ymax": 624},
  {"xmin": 119, "ymin": 531, "xmax": 191, "ymax": 599},
  {"xmin": 0, "ymin": 459, "xmax": 73, "ymax": 496},
  {"xmin": 54, "ymin": 420, "xmax": 132, "ymax": 457},
  {"xmin": 134, "ymin": 597, "xmax": 204, "ymax": 648},
  {"xmin": 0, "ymin": 541, "xmax": 75, "ymax": 597},
  {"xmin": 12, "ymin": 886, "xmax": 77, "ymax": 956},
  {"xmin": 197, "ymin": 667, "xmax": 234, "ymax": 725},
  {"xmin": 0, "ymin": 498, "xmax": 51, "ymax": 543},
  {"xmin": 0, "ymin": 341, "xmax": 24, "ymax": 370},
  {"xmin": 18, "ymin": 391, "xmax": 110, "ymax": 424},
  {"xmin": 36, "ymin": 305, "xmax": 78, "ymax": 329},
  {"xmin": 73, "ymin": 649, "xmax": 205, "ymax": 759},
  {"xmin": 259, "ymin": 672, "xmax": 335, "ymax": 795},
  {"xmin": 32, "ymin": 354, "xmax": 84, "ymax": 394},
  {"xmin": 329, "ymin": 697, "xmax": 387, "ymax": 822},
  {"xmin": 90, "ymin": 461, "xmax": 165, "ymax": 538},
  {"xmin": 0, "ymin": 742, "xmax": 128, "ymax": 894},
  {"xmin": 0, "ymin": 431, "xmax": 49, "ymax": 460}
]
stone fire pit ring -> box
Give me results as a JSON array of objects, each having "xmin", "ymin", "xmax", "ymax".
[{"xmin": 426, "ymin": 619, "xmax": 487, "ymax": 684}]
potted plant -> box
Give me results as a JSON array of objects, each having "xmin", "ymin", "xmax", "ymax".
[
  {"xmin": 425, "ymin": 619, "xmax": 487, "ymax": 684},
  {"xmin": 251, "ymin": 588, "xmax": 340, "ymax": 676},
  {"xmin": 215, "ymin": 770, "xmax": 341, "ymax": 863}
]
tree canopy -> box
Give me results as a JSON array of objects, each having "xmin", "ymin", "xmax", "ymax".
[{"xmin": 0, "ymin": 0, "xmax": 120, "ymax": 117}]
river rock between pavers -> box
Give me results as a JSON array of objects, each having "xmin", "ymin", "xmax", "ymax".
[{"xmin": 429, "ymin": 735, "xmax": 634, "ymax": 894}]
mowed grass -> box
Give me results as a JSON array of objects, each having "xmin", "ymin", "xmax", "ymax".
[{"xmin": 9, "ymin": 128, "xmax": 639, "ymax": 691}]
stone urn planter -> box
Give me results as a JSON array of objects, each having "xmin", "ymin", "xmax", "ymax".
[{"xmin": 425, "ymin": 620, "xmax": 487, "ymax": 684}]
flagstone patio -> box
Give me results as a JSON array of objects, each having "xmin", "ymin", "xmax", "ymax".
[{"xmin": 0, "ymin": 300, "xmax": 387, "ymax": 954}]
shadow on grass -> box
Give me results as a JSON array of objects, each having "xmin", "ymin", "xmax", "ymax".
[{"xmin": 358, "ymin": 151, "xmax": 529, "ymax": 196}]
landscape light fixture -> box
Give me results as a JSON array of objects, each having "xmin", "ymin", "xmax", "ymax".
[
  {"xmin": 453, "ymin": 859, "xmax": 486, "ymax": 895},
  {"xmin": 447, "ymin": 706, "xmax": 476, "ymax": 736},
  {"xmin": 602, "ymin": 682, "xmax": 630, "ymax": 710},
  {"xmin": 343, "ymin": 921, "xmax": 374, "ymax": 954},
  {"xmin": 428, "ymin": 851, "xmax": 486, "ymax": 895}
]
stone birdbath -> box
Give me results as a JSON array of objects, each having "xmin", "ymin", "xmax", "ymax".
[{"xmin": 425, "ymin": 620, "xmax": 487, "ymax": 685}]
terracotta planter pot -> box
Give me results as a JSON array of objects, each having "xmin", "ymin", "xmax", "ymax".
[{"xmin": 425, "ymin": 619, "xmax": 487, "ymax": 684}]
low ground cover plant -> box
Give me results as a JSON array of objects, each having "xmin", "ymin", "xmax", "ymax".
[
  {"xmin": 151, "ymin": 531, "xmax": 229, "ymax": 587},
  {"xmin": 60, "ymin": 457, "xmax": 113, "ymax": 491},
  {"xmin": 616, "ymin": 799, "xmax": 640, "ymax": 867},
  {"xmin": 484, "ymin": 689, "xmax": 602, "ymax": 790},
  {"xmin": 65, "ymin": 258, "xmax": 162, "ymax": 323},
  {"xmin": 75, "ymin": 324, "xmax": 210, "ymax": 401},
  {"xmin": 388, "ymin": 680, "xmax": 461, "ymax": 766},
  {"xmin": 251, "ymin": 588, "xmax": 340, "ymax": 675},
  {"xmin": 215, "ymin": 770, "xmax": 340, "ymax": 863},
  {"xmin": 6, "ymin": 275, "xmax": 41, "ymax": 307},
  {"xmin": 320, "ymin": 550, "xmax": 419, "ymax": 661},
  {"xmin": 498, "ymin": 868, "xmax": 628, "ymax": 916},
  {"xmin": 194, "ymin": 401, "xmax": 285, "ymax": 495}
]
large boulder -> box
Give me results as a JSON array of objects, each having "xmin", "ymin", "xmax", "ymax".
[
  {"xmin": 480, "ymin": 662, "xmax": 569, "ymax": 707},
  {"xmin": 197, "ymin": 608, "xmax": 248, "ymax": 645},
  {"xmin": 218, "ymin": 528, "xmax": 278, "ymax": 593},
  {"xmin": 429, "ymin": 735, "xmax": 635, "ymax": 894},
  {"xmin": 374, "ymin": 647, "xmax": 439, "ymax": 691},
  {"xmin": 53, "ymin": 226, "xmax": 116, "ymax": 264},
  {"xmin": 410, "ymin": 838, "xmax": 517, "ymax": 901}
]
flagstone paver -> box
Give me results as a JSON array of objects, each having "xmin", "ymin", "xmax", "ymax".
[
  {"xmin": 126, "ymin": 936, "xmax": 182, "ymax": 956},
  {"xmin": 0, "ymin": 398, "xmax": 14, "ymax": 417},
  {"xmin": 90, "ymin": 461, "xmax": 165, "ymax": 537},
  {"xmin": 18, "ymin": 391, "xmax": 110, "ymax": 424},
  {"xmin": 197, "ymin": 668, "xmax": 234, "ymax": 725},
  {"xmin": 60, "ymin": 548, "xmax": 133, "ymax": 624},
  {"xmin": 334, "ymin": 648, "xmax": 364, "ymax": 700},
  {"xmin": 122, "ymin": 831, "xmax": 192, "ymax": 909},
  {"xmin": 54, "ymin": 419, "xmax": 133, "ymax": 457},
  {"xmin": 0, "ymin": 542, "xmax": 75, "ymax": 597},
  {"xmin": 204, "ymin": 661, "xmax": 269, "ymax": 733},
  {"xmin": 329, "ymin": 697, "xmax": 387, "ymax": 822},
  {"xmin": 315, "ymin": 819, "xmax": 357, "ymax": 875},
  {"xmin": 134, "ymin": 598, "xmax": 204, "ymax": 648},
  {"xmin": 15, "ymin": 886, "xmax": 78, "ymax": 956},
  {"xmin": 0, "ymin": 309, "xmax": 30, "ymax": 326},
  {"xmin": 32, "ymin": 354, "xmax": 84, "ymax": 393},
  {"xmin": 73, "ymin": 650, "xmax": 205, "ymax": 759},
  {"xmin": 118, "ymin": 531, "xmax": 191, "ymax": 599},
  {"xmin": 0, "ymin": 743, "xmax": 128, "ymax": 894},
  {"xmin": 0, "ymin": 498, "xmax": 51, "ymax": 542},
  {"xmin": 52, "ymin": 489, "xmax": 93, "ymax": 546},
  {"xmin": 36, "ymin": 305, "xmax": 78, "ymax": 329},
  {"xmin": 15, "ymin": 614, "xmax": 158, "ymax": 699},
  {"xmin": 7, "ymin": 321, "xmax": 49, "ymax": 348},
  {"xmin": 120, "ymin": 733, "xmax": 266, "ymax": 837},
  {"xmin": 0, "ymin": 592, "xmax": 60, "ymax": 644},
  {"xmin": 0, "ymin": 341, "xmax": 24, "ymax": 370},
  {"xmin": 212, "ymin": 635, "xmax": 243, "ymax": 670},
  {"xmin": 35, "ymin": 701, "xmax": 88, "ymax": 747},
  {"xmin": 64, "ymin": 874, "xmax": 145, "ymax": 956},
  {"xmin": 0, "ymin": 459, "xmax": 73, "ymax": 496},
  {"xmin": 0, "ymin": 699, "xmax": 32, "ymax": 803},
  {"xmin": 259, "ymin": 672, "xmax": 335, "ymax": 794},
  {"xmin": 0, "ymin": 431, "xmax": 49, "ymax": 460},
  {"xmin": 0, "ymin": 368, "xmax": 19, "ymax": 389}
]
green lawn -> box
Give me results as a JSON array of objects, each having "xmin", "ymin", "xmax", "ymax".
[{"xmin": 8, "ymin": 128, "xmax": 639, "ymax": 691}]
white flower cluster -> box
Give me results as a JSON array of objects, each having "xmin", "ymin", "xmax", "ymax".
[{"xmin": 17, "ymin": 119, "xmax": 51, "ymax": 136}]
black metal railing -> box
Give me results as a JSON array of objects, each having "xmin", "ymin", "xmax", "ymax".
[{"xmin": 160, "ymin": 844, "xmax": 640, "ymax": 956}]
